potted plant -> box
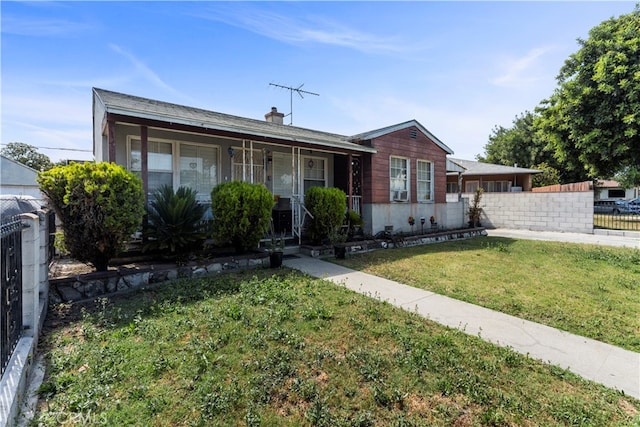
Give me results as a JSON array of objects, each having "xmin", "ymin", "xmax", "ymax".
[
  {"xmin": 268, "ymin": 220, "xmax": 285, "ymax": 268},
  {"xmin": 329, "ymin": 227, "xmax": 349, "ymax": 259}
]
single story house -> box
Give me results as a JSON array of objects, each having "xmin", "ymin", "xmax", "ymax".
[
  {"xmin": 446, "ymin": 158, "xmax": 541, "ymax": 196},
  {"xmin": 92, "ymin": 88, "xmax": 459, "ymax": 239},
  {"xmin": 595, "ymin": 180, "xmax": 638, "ymax": 200}
]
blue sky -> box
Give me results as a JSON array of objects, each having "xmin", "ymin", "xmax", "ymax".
[{"xmin": 1, "ymin": 1, "xmax": 635, "ymax": 163}]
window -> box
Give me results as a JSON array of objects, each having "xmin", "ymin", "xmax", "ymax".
[
  {"xmin": 232, "ymin": 148, "xmax": 264, "ymax": 183},
  {"xmin": 179, "ymin": 144, "xmax": 218, "ymax": 201},
  {"xmin": 303, "ymin": 157, "xmax": 326, "ymax": 193},
  {"xmin": 465, "ymin": 181, "xmax": 479, "ymax": 193},
  {"xmin": 272, "ymin": 152, "xmax": 294, "ymax": 198},
  {"xmin": 130, "ymin": 140, "xmax": 173, "ymax": 195},
  {"xmin": 390, "ymin": 156, "xmax": 408, "ymax": 201},
  {"xmin": 446, "ymin": 182, "xmax": 458, "ymax": 193},
  {"xmin": 129, "ymin": 138, "xmax": 220, "ymax": 201},
  {"xmin": 481, "ymin": 181, "xmax": 510, "ymax": 192},
  {"xmin": 417, "ymin": 160, "xmax": 433, "ymax": 202}
]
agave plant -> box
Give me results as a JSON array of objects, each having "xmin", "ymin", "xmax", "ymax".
[{"xmin": 143, "ymin": 185, "xmax": 208, "ymax": 255}]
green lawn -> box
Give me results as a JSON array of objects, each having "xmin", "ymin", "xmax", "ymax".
[
  {"xmin": 333, "ymin": 236, "xmax": 640, "ymax": 352},
  {"xmin": 36, "ymin": 270, "xmax": 639, "ymax": 426}
]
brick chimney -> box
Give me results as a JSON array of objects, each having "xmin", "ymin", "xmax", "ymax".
[{"xmin": 265, "ymin": 107, "xmax": 285, "ymax": 125}]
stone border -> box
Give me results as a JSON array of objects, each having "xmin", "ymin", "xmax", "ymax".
[
  {"xmin": 49, "ymin": 253, "xmax": 269, "ymax": 304},
  {"xmin": 301, "ymin": 228, "xmax": 487, "ymax": 257}
]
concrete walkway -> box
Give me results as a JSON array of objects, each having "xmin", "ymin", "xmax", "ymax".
[{"xmin": 283, "ymin": 233, "xmax": 640, "ymax": 399}]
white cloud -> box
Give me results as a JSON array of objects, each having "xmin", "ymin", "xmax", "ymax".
[
  {"xmin": 490, "ymin": 47, "xmax": 555, "ymax": 88},
  {"xmin": 194, "ymin": 5, "xmax": 415, "ymax": 55}
]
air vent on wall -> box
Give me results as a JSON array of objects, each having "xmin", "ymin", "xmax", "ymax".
[{"xmin": 409, "ymin": 129, "xmax": 417, "ymax": 139}]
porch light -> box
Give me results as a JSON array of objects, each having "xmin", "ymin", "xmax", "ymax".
[
  {"xmin": 308, "ymin": 159, "xmax": 314, "ymax": 169},
  {"xmin": 228, "ymin": 147, "xmax": 235, "ymax": 157}
]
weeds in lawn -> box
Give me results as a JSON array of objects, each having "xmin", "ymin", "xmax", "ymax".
[{"xmin": 35, "ymin": 270, "xmax": 640, "ymax": 425}]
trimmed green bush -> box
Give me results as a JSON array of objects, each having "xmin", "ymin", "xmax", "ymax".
[
  {"xmin": 210, "ymin": 181, "xmax": 273, "ymax": 253},
  {"xmin": 143, "ymin": 185, "xmax": 207, "ymax": 256},
  {"xmin": 304, "ymin": 187, "xmax": 346, "ymax": 244},
  {"xmin": 38, "ymin": 162, "xmax": 144, "ymax": 271}
]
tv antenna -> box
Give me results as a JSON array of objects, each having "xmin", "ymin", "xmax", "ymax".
[{"xmin": 269, "ymin": 82, "xmax": 319, "ymax": 125}]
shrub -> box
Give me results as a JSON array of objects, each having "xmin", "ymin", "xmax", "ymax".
[
  {"xmin": 210, "ymin": 181, "xmax": 273, "ymax": 253},
  {"xmin": 304, "ymin": 187, "xmax": 346, "ymax": 244},
  {"xmin": 143, "ymin": 185, "xmax": 207, "ymax": 256},
  {"xmin": 38, "ymin": 162, "xmax": 144, "ymax": 271}
]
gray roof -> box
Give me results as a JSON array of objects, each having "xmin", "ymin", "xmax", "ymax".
[
  {"xmin": 350, "ymin": 120, "xmax": 454, "ymax": 155},
  {"xmin": 448, "ymin": 158, "xmax": 542, "ymax": 176},
  {"xmin": 93, "ymin": 88, "xmax": 377, "ymax": 154}
]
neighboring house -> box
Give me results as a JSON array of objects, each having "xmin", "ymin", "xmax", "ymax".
[
  {"xmin": 92, "ymin": 88, "xmax": 456, "ymax": 238},
  {"xmin": 595, "ymin": 180, "xmax": 638, "ymax": 200},
  {"xmin": 0, "ymin": 154, "xmax": 44, "ymax": 200},
  {"xmin": 446, "ymin": 158, "xmax": 541, "ymax": 196}
]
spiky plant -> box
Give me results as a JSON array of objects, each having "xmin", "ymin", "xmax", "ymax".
[{"xmin": 143, "ymin": 185, "xmax": 208, "ymax": 256}]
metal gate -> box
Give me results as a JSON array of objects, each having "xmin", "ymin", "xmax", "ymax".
[{"xmin": 1, "ymin": 219, "xmax": 24, "ymax": 376}]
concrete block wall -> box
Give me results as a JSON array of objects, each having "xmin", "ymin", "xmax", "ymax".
[
  {"xmin": 1, "ymin": 210, "xmax": 50, "ymax": 427},
  {"xmin": 474, "ymin": 191, "xmax": 593, "ymax": 233}
]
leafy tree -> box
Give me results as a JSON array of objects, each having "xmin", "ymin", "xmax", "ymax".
[
  {"xmin": 532, "ymin": 162, "xmax": 561, "ymax": 188},
  {"xmin": 210, "ymin": 181, "xmax": 273, "ymax": 254},
  {"xmin": 143, "ymin": 185, "xmax": 208, "ymax": 256},
  {"xmin": 537, "ymin": 6, "xmax": 640, "ymax": 180},
  {"xmin": 478, "ymin": 112, "xmax": 586, "ymax": 184},
  {"xmin": 1, "ymin": 142, "xmax": 53, "ymax": 171},
  {"xmin": 38, "ymin": 162, "xmax": 144, "ymax": 271}
]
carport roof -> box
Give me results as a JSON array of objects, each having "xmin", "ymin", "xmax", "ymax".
[{"xmin": 447, "ymin": 158, "xmax": 542, "ymax": 176}]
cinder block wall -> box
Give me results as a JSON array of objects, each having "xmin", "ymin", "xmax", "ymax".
[{"xmin": 472, "ymin": 191, "xmax": 594, "ymax": 233}]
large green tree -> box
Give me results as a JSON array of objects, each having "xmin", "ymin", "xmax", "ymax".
[
  {"xmin": 1, "ymin": 142, "xmax": 53, "ymax": 171},
  {"xmin": 477, "ymin": 112, "xmax": 585, "ymax": 185},
  {"xmin": 537, "ymin": 6, "xmax": 640, "ymax": 182}
]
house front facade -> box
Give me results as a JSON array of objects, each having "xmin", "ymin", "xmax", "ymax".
[{"xmin": 92, "ymin": 88, "xmax": 459, "ymax": 239}]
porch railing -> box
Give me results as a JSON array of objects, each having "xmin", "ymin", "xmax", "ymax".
[
  {"xmin": 291, "ymin": 194, "xmax": 314, "ymax": 244},
  {"xmin": 1, "ymin": 218, "xmax": 25, "ymax": 376},
  {"xmin": 349, "ymin": 196, "xmax": 362, "ymax": 216}
]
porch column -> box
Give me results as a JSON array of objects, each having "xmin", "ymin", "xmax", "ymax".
[
  {"xmin": 347, "ymin": 154, "xmax": 353, "ymax": 210},
  {"xmin": 107, "ymin": 119, "xmax": 116, "ymax": 162},
  {"xmin": 140, "ymin": 125, "xmax": 149, "ymax": 202}
]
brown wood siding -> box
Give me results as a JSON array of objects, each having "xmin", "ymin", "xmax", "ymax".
[{"xmin": 368, "ymin": 126, "xmax": 448, "ymax": 204}]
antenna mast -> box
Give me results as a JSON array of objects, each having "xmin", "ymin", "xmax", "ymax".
[{"xmin": 269, "ymin": 83, "xmax": 319, "ymax": 125}]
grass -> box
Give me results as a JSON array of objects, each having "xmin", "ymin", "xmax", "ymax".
[
  {"xmin": 35, "ymin": 269, "xmax": 639, "ymax": 426},
  {"xmin": 333, "ymin": 236, "xmax": 640, "ymax": 352}
]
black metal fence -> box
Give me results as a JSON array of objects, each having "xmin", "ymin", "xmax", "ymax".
[
  {"xmin": 0, "ymin": 218, "xmax": 24, "ymax": 376},
  {"xmin": 594, "ymin": 212, "xmax": 640, "ymax": 231}
]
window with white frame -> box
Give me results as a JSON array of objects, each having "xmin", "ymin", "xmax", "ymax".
[
  {"xmin": 130, "ymin": 140, "xmax": 173, "ymax": 195},
  {"xmin": 129, "ymin": 138, "xmax": 219, "ymax": 201},
  {"xmin": 303, "ymin": 157, "xmax": 326, "ymax": 193},
  {"xmin": 416, "ymin": 160, "xmax": 434, "ymax": 202},
  {"xmin": 179, "ymin": 144, "xmax": 219, "ymax": 201},
  {"xmin": 390, "ymin": 156, "xmax": 409, "ymax": 201}
]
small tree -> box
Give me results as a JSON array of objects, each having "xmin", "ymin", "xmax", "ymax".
[
  {"xmin": 143, "ymin": 185, "xmax": 208, "ymax": 256},
  {"xmin": 210, "ymin": 181, "xmax": 273, "ymax": 254},
  {"xmin": 38, "ymin": 162, "xmax": 144, "ymax": 271},
  {"xmin": 304, "ymin": 187, "xmax": 346, "ymax": 244},
  {"xmin": 468, "ymin": 188, "xmax": 484, "ymax": 228}
]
